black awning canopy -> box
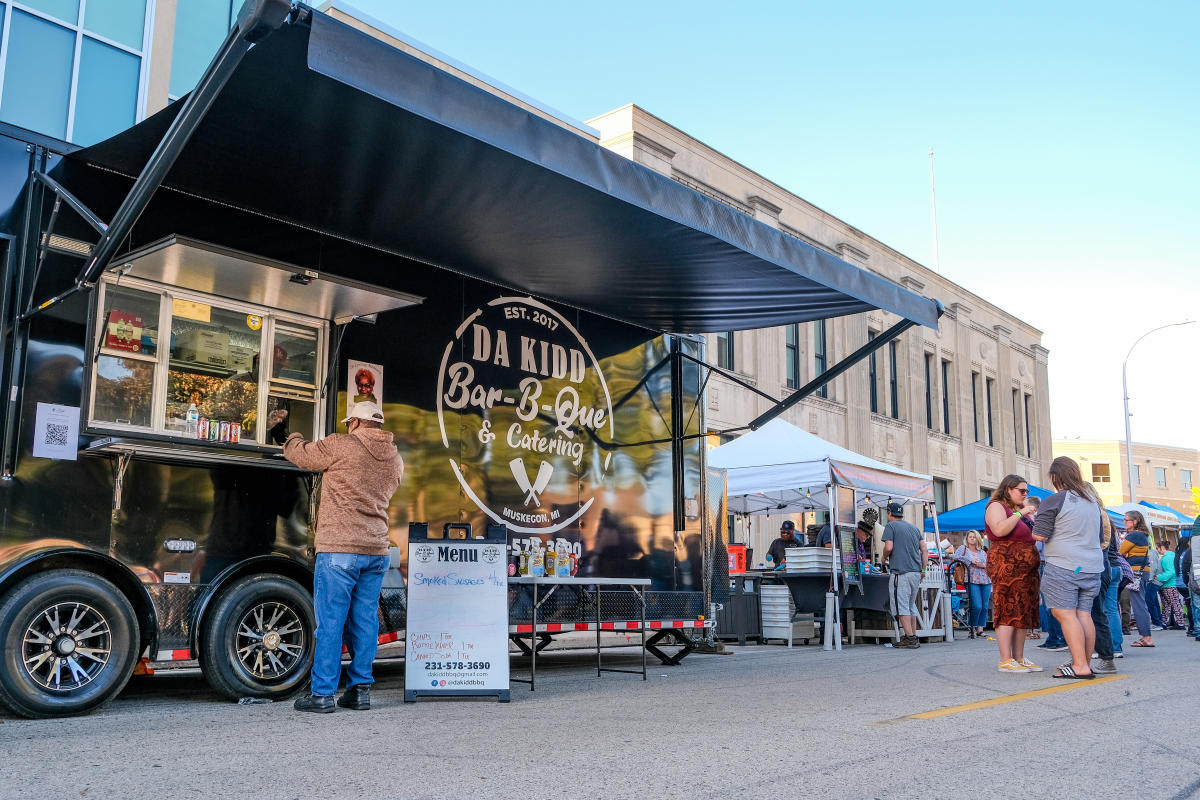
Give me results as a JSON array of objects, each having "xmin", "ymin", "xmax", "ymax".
[{"xmin": 64, "ymin": 5, "xmax": 939, "ymax": 335}]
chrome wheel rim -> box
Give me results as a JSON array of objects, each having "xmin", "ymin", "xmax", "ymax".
[
  {"xmin": 234, "ymin": 602, "xmax": 306, "ymax": 681},
  {"xmin": 22, "ymin": 602, "xmax": 111, "ymax": 692}
]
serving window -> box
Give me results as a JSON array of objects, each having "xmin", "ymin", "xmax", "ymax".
[{"xmin": 90, "ymin": 276, "xmax": 328, "ymax": 447}]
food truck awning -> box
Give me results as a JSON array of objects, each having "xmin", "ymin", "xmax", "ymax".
[{"xmin": 60, "ymin": 3, "xmax": 941, "ymax": 335}]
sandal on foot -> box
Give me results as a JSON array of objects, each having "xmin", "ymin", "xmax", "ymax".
[
  {"xmin": 1052, "ymin": 666, "xmax": 1094, "ymax": 680},
  {"xmin": 1026, "ymin": 631, "xmax": 1041, "ymax": 640},
  {"xmin": 1131, "ymin": 641, "xmax": 1155, "ymax": 647}
]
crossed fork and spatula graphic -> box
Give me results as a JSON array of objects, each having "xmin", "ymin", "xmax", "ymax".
[{"xmin": 509, "ymin": 458, "xmax": 553, "ymax": 507}]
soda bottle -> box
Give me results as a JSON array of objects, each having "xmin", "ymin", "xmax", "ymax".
[{"xmin": 544, "ymin": 538, "xmax": 556, "ymax": 577}]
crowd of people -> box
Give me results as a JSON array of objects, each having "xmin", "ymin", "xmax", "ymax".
[{"xmin": 948, "ymin": 456, "xmax": 1198, "ymax": 678}]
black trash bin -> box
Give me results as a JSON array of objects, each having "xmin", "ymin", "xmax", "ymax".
[{"xmin": 715, "ymin": 573, "xmax": 763, "ymax": 645}]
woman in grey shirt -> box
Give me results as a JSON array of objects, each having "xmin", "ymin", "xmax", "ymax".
[{"xmin": 1031, "ymin": 456, "xmax": 1104, "ymax": 680}]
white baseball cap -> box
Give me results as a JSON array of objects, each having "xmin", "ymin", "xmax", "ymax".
[{"xmin": 341, "ymin": 401, "xmax": 384, "ymax": 425}]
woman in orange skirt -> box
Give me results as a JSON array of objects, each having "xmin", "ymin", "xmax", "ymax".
[{"xmin": 984, "ymin": 474, "xmax": 1042, "ymax": 673}]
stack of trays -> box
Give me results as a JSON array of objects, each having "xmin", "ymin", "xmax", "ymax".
[{"xmin": 784, "ymin": 547, "xmax": 833, "ymax": 574}]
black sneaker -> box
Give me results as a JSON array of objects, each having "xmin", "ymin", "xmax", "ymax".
[
  {"xmin": 294, "ymin": 694, "xmax": 336, "ymax": 713},
  {"xmin": 337, "ymin": 685, "xmax": 371, "ymax": 711}
]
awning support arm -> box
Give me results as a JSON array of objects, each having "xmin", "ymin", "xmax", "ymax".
[
  {"xmin": 16, "ymin": 0, "xmax": 294, "ymax": 324},
  {"xmin": 31, "ymin": 171, "xmax": 108, "ymax": 236},
  {"xmin": 749, "ymin": 315, "xmax": 922, "ymax": 430},
  {"xmin": 677, "ymin": 352, "xmax": 778, "ymax": 404}
]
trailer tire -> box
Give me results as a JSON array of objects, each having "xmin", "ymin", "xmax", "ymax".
[
  {"xmin": 199, "ymin": 574, "xmax": 314, "ymax": 701},
  {"xmin": 0, "ymin": 570, "xmax": 139, "ymax": 719}
]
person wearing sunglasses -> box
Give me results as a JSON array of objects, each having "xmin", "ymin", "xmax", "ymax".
[{"xmin": 983, "ymin": 475, "xmax": 1042, "ymax": 673}]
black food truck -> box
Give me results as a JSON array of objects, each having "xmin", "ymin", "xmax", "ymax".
[{"xmin": 0, "ymin": 0, "xmax": 940, "ymax": 717}]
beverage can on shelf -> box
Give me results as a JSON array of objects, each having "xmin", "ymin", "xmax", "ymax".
[
  {"xmin": 208, "ymin": 420, "xmax": 219, "ymax": 441},
  {"xmin": 230, "ymin": 422, "xmax": 241, "ymax": 443},
  {"xmin": 219, "ymin": 421, "xmax": 230, "ymax": 442},
  {"xmin": 197, "ymin": 418, "xmax": 209, "ymax": 440}
]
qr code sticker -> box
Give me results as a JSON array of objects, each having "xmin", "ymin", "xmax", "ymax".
[{"xmin": 44, "ymin": 423, "xmax": 69, "ymax": 447}]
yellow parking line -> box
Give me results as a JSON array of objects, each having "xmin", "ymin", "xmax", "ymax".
[{"xmin": 904, "ymin": 674, "xmax": 1128, "ymax": 720}]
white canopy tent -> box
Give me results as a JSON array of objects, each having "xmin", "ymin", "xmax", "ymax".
[
  {"xmin": 709, "ymin": 419, "xmax": 948, "ymax": 649},
  {"xmin": 709, "ymin": 419, "xmax": 935, "ymax": 512}
]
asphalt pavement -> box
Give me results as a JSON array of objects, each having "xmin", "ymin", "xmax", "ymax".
[{"xmin": 2, "ymin": 630, "xmax": 1198, "ymax": 800}]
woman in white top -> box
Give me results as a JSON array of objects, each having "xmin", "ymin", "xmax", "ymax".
[{"xmin": 953, "ymin": 531, "xmax": 991, "ymax": 637}]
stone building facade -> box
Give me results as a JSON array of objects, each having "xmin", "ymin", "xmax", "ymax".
[
  {"xmin": 589, "ymin": 106, "xmax": 1052, "ymax": 559},
  {"xmin": 1053, "ymin": 439, "xmax": 1198, "ymax": 518}
]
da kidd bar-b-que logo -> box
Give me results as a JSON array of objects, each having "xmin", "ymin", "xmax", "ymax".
[{"xmin": 437, "ymin": 297, "xmax": 614, "ymax": 533}]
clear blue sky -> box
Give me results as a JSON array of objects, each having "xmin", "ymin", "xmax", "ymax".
[{"xmin": 344, "ymin": 0, "xmax": 1200, "ymax": 449}]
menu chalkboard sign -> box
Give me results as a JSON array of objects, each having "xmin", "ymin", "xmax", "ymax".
[
  {"xmin": 836, "ymin": 526, "xmax": 862, "ymax": 589},
  {"xmin": 404, "ymin": 523, "xmax": 511, "ymax": 702}
]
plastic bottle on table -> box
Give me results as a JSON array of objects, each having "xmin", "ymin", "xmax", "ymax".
[
  {"xmin": 185, "ymin": 402, "xmax": 199, "ymax": 438},
  {"xmin": 530, "ymin": 542, "xmax": 545, "ymax": 577}
]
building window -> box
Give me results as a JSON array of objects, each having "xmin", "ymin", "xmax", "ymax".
[
  {"xmin": 924, "ymin": 353, "xmax": 934, "ymax": 429},
  {"xmin": 1091, "ymin": 463, "xmax": 1111, "ymax": 483},
  {"xmin": 813, "ymin": 319, "xmax": 827, "ymax": 399},
  {"xmin": 1023, "ymin": 393, "xmax": 1033, "ymax": 457},
  {"xmin": 1183, "ymin": 469, "xmax": 1192, "ymax": 490},
  {"xmin": 1155, "ymin": 467, "xmax": 1167, "ymax": 489},
  {"xmin": 933, "ymin": 479, "xmax": 950, "ymax": 514},
  {"xmin": 888, "ymin": 339, "xmax": 900, "ymax": 420},
  {"xmin": 169, "ymin": 0, "xmax": 240, "ymax": 100},
  {"xmin": 785, "ymin": 324, "xmax": 800, "ymax": 389},
  {"xmin": 971, "ymin": 372, "xmax": 981, "ymax": 443},
  {"xmin": 867, "ymin": 330, "xmax": 878, "ymax": 413},
  {"xmin": 980, "ymin": 486, "xmax": 994, "ymax": 501},
  {"xmin": 0, "ymin": 0, "xmax": 152, "ymax": 144},
  {"xmin": 1133, "ymin": 465, "xmax": 1140, "ymax": 487},
  {"xmin": 1012, "ymin": 388, "xmax": 1021, "ymax": 454},
  {"xmin": 940, "ymin": 359, "xmax": 952, "ymax": 435},
  {"xmin": 716, "ymin": 331, "xmax": 734, "ymax": 371},
  {"xmin": 90, "ymin": 276, "xmax": 327, "ymax": 445},
  {"xmin": 985, "ymin": 377, "xmax": 995, "ymax": 447}
]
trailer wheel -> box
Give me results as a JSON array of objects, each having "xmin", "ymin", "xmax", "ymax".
[
  {"xmin": 199, "ymin": 574, "xmax": 314, "ymax": 700},
  {"xmin": 0, "ymin": 570, "xmax": 139, "ymax": 719}
]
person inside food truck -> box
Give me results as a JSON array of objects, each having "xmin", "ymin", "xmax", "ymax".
[
  {"xmin": 855, "ymin": 520, "xmax": 874, "ymax": 562},
  {"xmin": 767, "ymin": 520, "xmax": 802, "ymax": 567},
  {"xmin": 233, "ymin": 351, "xmax": 290, "ymax": 444},
  {"xmin": 816, "ymin": 521, "xmax": 833, "ymax": 548}
]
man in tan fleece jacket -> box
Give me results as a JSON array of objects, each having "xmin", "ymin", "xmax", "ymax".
[{"xmin": 283, "ymin": 401, "xmax": 403, "ymax": 713}]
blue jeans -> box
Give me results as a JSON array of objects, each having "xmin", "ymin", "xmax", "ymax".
[
  {"xmin": 1104, "ymin": 565, "xmax": 1122, "ymax": 653},
  {"xmin": 968, "ymin": 582, "xmax": 992, "ymax": 629},
  {"xmin": 1041, "ymin": 598, "xmax": 1065, "ymax": 647},
  {"xmin": 311, "ymin": 552, "xmax": 388, "ymax": 696},
  {"xmin": 1192, "ymin": 589, "xmax": 1200, "ymax": 638},
  {"xmin": 1145, "ymin": 581, "xmax": 1162, "ymax": 627}
]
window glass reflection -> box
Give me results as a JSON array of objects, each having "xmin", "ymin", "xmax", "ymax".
[
  {"xmin": 73, "ymin": 37, "xmax": 140, "ymax": 146},
  {"xmin": 93, "ymin": 356, "xmax": 153, "ymax": 426},
  {"xmin": 0, "ymin": 11, "xmax": 75, "ymax": 139},
  {"xmin": 83, "ymin": 0, "xmax": 146, "ymax": 49},
  {"xmin": 167, "ymin": 305, "xmax": 262, "ymax": 440}
]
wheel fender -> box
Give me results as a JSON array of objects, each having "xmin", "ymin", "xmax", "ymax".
[
  {"xmin": 0, "ymin": 549, "xmax": 157, "ymax": 657},
  {"xmin": 191, "ymin": 555, "xmax": 313, "ymax": 656}
]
